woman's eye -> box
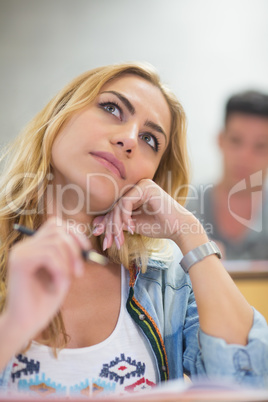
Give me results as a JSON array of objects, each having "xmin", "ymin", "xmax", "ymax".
[
  {"xmin": 100, "ymin": 102, "xmax": 121, "ymax": 119},
  {"xmin": 140, "ymin": 133, "xmax": 159, "ymax": 151}
]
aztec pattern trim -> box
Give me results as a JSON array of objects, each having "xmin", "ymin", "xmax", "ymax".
[{"xmin": 126, "ymin": 264, "xmax": 169, "ymax": 382}]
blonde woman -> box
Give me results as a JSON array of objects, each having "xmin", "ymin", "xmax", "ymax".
[{"xmin": 0, "ymin": 63, "xmax": 267, "ymax": 397}]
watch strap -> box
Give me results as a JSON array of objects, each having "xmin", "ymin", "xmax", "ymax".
[{"xmin": 180, "ymin": 241, "xmax": 222, "ymax": 273}]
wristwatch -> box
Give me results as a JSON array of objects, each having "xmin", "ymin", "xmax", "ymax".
[{"xmin": 180, "ymin": 241, "xmax": 222, "ymax": 273}]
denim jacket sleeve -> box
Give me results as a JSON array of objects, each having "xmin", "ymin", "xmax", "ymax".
[
  {"xmin": 157, "ymin": 241, "xmax": 268, "ymax": 387},
  {"xmin": 197, "ymin": 308, "xmax": 268, "ymax": 387}
]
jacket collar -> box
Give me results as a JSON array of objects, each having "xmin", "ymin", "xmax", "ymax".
[{"xmin": 146, "ymin": 257, "xmax": 169, "ymax": 270}]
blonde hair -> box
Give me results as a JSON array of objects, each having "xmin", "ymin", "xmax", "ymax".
[{"xmin": 0, "ymin": 62, "xmax": 189, "ymax": 349}]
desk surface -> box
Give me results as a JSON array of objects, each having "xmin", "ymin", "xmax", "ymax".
[
  {"xmin": 223, "ymin": 260, "xmax": 268, "ymax": 279},
  {"xmin": 2, "ymin": 387, "xmax": 268, "ymax": 402}
]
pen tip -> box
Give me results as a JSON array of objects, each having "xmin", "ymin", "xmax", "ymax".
[{"xmin": 82, "ymin": 249, "xmax": 109, "ymax": 265}]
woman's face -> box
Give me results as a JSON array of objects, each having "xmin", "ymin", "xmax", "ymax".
[{"xmin": 51, "ymin": 74, "xmax": 171, "ymax": 214}]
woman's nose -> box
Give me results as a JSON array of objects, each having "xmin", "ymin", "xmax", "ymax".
[{"xmin": 110, "ymin": 125, "xmax": 138, "ymax": 155}]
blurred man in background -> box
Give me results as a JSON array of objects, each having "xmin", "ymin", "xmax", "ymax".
[{"xmin": 186, "ymin": 90, "xmax": 268, "ymax": 259}]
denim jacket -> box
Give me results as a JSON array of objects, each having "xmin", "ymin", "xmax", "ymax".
[
  {"xmin": 1, "ymin": 241, "xmax": 268, "ymax": 390},
  {"xmin": 126, "ymin": 241, "xmax": 268, "ymax": 388}
]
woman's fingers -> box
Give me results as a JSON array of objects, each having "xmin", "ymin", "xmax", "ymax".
[
  {"xmin": 112, "ymin": 205, "xmax": 125, "ymax": 250},
  {"xmin": 91, "ymin": 178, "xmax": 186, "ymax": 248},
  {"xmin": 93, "ymin": 202, "xmax": 135, "ymax": 250},
  {"xmin": 35, "ymin": 219, "xmax": 89, "ymax": 278},
  {"xmin": 5, "ymin": 217, "xmax": 102, "ymax": 344},
  {"xmin": 10, "ymin": 217, "xmax": 92, "ymax": 291},
  {"xmin": 103, "ymin": 211, "xmax": 118, "ymax": 251},
  {"xmin": 92, "ymin": 181, "xmax": 150, "ymax": 249}
]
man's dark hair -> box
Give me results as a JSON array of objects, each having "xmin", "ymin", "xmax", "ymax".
[{"xmin": 225, "ymin": 90, "xmax": 268, "ymax": 123}]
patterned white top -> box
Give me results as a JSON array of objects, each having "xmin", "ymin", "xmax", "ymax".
[{"xmin": 8, "ymin": 265, "xmax": 158, "ymax": 398}]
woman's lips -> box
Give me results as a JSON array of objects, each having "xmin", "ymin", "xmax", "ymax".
[{"xmin": 90, "ymin": 151, "xmax": 126, "ymax": 179}]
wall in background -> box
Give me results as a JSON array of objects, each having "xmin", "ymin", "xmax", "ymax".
[{"xmin": 1, "ymin": 0, "xmax": 268, "ymax": 184}]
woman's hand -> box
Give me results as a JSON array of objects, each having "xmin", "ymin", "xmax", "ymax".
[
  {"xmin": 2, "ymin": 218, "xmax": 90, "ymax": 355},
  {"xmin": 92, "ymin": 179, "xmax": 205, "ymax": 251},
  {"xmin": 92, "ymin": 179, "xmax": 253, "ymax": 346}
]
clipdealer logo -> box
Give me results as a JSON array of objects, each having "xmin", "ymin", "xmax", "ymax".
[{"xmin": 228, "ymin": 170, "xmax": 263, "ymax": 232}]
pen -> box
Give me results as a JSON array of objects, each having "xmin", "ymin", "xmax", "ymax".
[{"xmin": 13, "ymin": 224, "xmax": 109, "ymax": 266}]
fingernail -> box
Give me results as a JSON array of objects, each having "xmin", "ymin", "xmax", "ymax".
[
  {"xmin": 127, "ymin": 225, "xmax": 134, "ymax": 235},
  {"xmin": 92, "ymin": 226, "xmax": 99, "ymax": 235},
  {"xmin": 103, "ymin": 236, "xmax": 108, "ymax": 251},
  {"xmin": 93, "ymin": 224, "xmax": 104, "ymax": 235},
  {"xmin": 114, "ymin": 236, "xmax": 121, "ymax": 250}
]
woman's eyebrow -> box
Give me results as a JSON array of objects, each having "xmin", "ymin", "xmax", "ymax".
[
  {"xmin": 145, "ymin": 120, "xmax": 167, "ymax": 145},
  {"xmin": 100, "ymin": 90, "xmax": 167, "ymax": 144},
  {"xmin": 101, "ymin": 91, "xmax": 135, "ymax": 115}
]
